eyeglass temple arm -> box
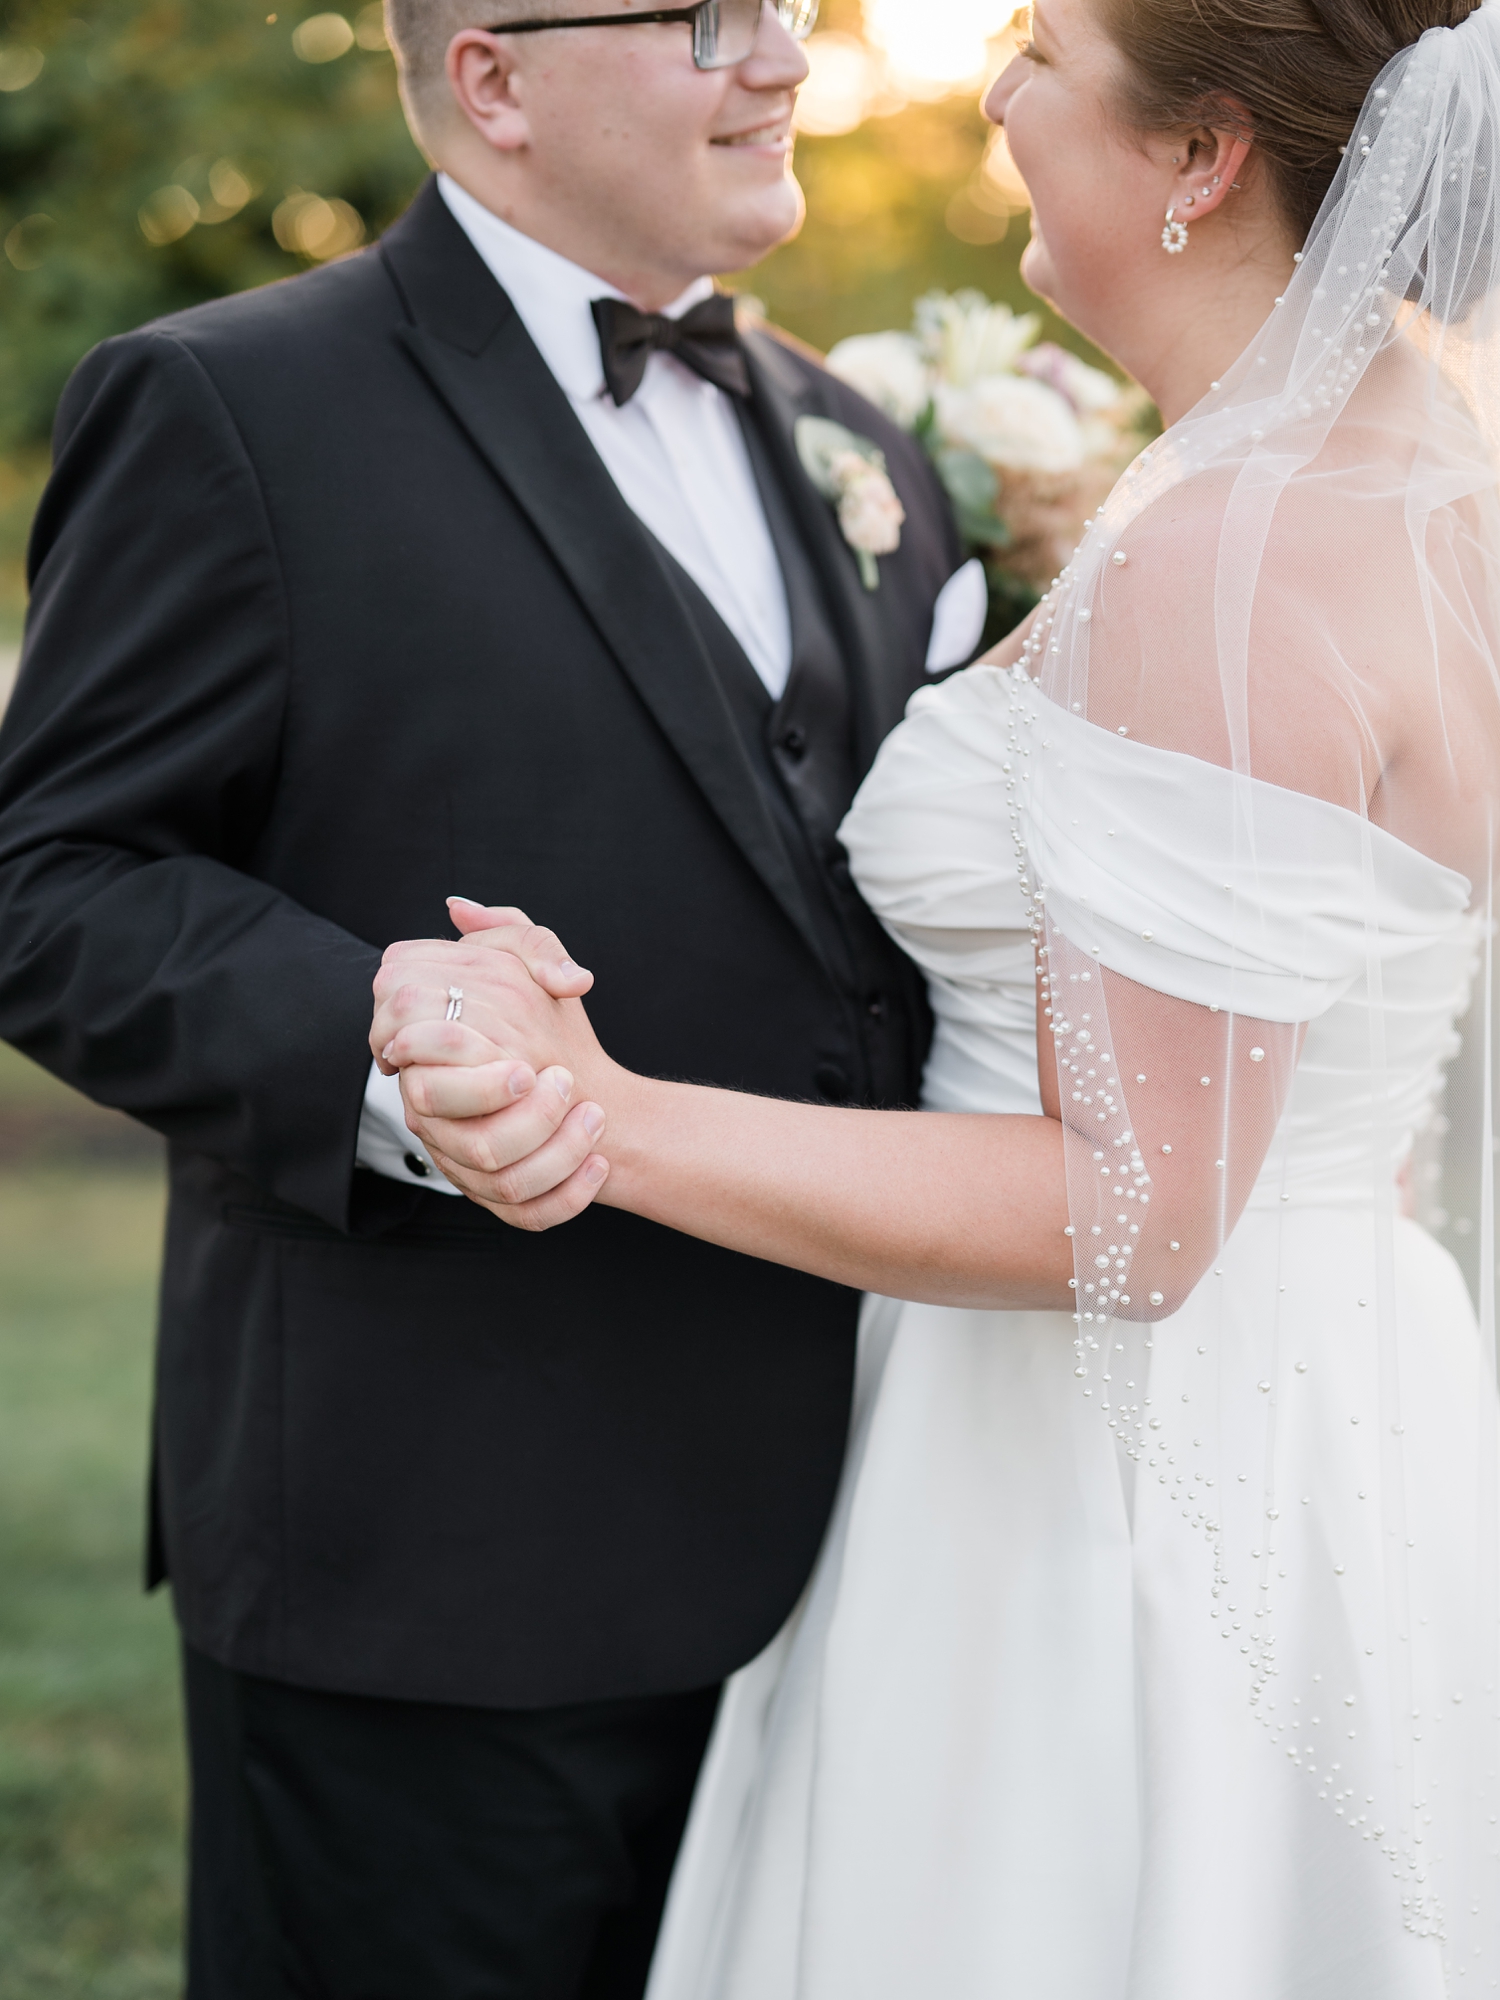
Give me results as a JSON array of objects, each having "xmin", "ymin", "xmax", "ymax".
[{"xmin": 486, "ymin": 7, "xmax": 702, "ymax": 32}]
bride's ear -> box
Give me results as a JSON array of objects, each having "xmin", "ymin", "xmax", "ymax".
[{"xmin": 1162, "ymin": 115, "xmax": 1254, "ymax": 227}]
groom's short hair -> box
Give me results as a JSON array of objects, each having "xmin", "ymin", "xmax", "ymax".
[{"xmin": 385, "ymin": 0, "xmax": 568, "ymax": 146}]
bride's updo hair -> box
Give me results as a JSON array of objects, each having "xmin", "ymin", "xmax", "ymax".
[{"xmin": 1101, "ymin": 0, "xmax": 1483, "ymax": 239}]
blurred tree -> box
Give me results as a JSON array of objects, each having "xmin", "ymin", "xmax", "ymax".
[
  {"xmin": 0, "ymin": 0, "xmax": 1096, "ymax": 635},
  {"xmin": 0, "ymin": 0, "xmax": 425, "ymax": 459},
  {"xmin": 752, "ymin": 96, "xmax": 1068, "ymax": 354}
]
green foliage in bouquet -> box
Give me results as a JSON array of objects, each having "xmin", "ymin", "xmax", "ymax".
[{"xmin": 916, "ymin": 414, "xmax": 1009, "ymax": 554}]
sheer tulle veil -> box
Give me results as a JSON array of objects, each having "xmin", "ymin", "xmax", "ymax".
[{"xmin": 1013, "ymin": 1, "xmax": 1500, "ymax": 1978}]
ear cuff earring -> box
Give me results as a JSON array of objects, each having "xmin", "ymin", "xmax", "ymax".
[{"xmin": 1162, "ymin": 206, "xmax": 1188, "ymax": 252}]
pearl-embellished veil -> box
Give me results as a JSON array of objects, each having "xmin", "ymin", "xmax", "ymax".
[{"xmin": 1014, "ymin": 4, "xmax": 1500, "ymax": 1978}]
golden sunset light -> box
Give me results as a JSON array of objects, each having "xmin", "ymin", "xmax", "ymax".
[{"xmin": 795, "ymin": 0, "xmax": 1026, "ymax": 136}]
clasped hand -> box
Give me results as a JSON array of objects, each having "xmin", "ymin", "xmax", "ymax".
[{"xmin": 370, "ymin": 898, "xmax": 615, "ymax": 1229}]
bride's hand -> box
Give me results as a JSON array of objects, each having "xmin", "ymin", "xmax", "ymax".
[{"xmin": 370, "ymin": 901, "xmax": 617, "ymax": 1228}]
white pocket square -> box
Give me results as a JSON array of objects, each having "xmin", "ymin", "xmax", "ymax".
[{"xmin": 924, "ymin": 558, "xmax": 988, "ymax": 673}]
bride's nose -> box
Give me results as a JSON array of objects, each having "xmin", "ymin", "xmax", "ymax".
[{"xmin": 984, "ymin": 55, "xmax": 1024, "ymax": 127}]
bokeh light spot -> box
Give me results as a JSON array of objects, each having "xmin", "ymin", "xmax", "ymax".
[
  {"xmin": 292, "ymin": 13, "xmax": 355, "ymax": 62},
  {"xmin": 272, "ymin": 191, "xmax": 366, "ymax": 259},
  {"xmin": 354, "ymin": 4, "xmax": 389, "ymax": 50},
  {"xmin": 209, "ymin": 161, "xmax": 254, "ymax": 214},
  {"xmin": 795, "ymin": 33, "xmax": 896, "ymax": 137},
  {"xmin": 138, "ymin": 187, "xmax": 200, "ymax": 247},
  {"xmin": 0, "ymin": 46, "xmax": 45, "ymax": 92},
  {"xmin": 4, "ymin": 214, "xmax": 54, "ymax": 272}
]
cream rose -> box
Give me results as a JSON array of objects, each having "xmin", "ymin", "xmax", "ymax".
[
  {"xmin": 824, "ymin": 332, "xmax": 931, "ymax": 430},
  {"xmin": 829, "ymin": 451, "xmax": 906, "ymax": 556},
  {"xmin": 933, "ymin": 374, "xmax": 1085, "ymax": 475}
]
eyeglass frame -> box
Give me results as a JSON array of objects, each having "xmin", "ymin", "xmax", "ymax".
[{"xmin": 483, "ymin": 0, "xmax": 820, "ymax": 71}]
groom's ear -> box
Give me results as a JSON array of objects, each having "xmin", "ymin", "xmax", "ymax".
[{"xmin": 446, "ymin": 29, "xmax": 533, "ymax": 154}]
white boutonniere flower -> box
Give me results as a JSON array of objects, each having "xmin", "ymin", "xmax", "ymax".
[{"xmin": 794, "ymin": 415, "xmax": 906, "ymax": 590}]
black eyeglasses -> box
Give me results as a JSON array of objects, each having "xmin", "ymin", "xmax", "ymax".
[{"xmin": 489, "ymin": 0, "xmax": 819, "ymax": 71}]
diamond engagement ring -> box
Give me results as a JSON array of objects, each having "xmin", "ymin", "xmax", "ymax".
[{"xmin": 445, "ymin": 985, "xmax": 464, "ymax": 1022}]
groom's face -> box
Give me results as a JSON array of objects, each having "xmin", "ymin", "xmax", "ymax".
[{"xmin": 440, "ymin": 4, "xmax": 810, "ymax": 301}]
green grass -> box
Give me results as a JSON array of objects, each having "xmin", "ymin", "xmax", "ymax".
[
  {"xmin": 0, "ymin": 1165, "xmax": 183, "ymax": 1999},
  {"xmin": 0, "ymin": 1043, "xmax": 161, "ymax": 1169}
]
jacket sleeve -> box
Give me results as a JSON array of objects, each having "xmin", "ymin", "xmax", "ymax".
[{"xmin": 0, "ymin": 328, "xmax": 381, "ymax": 1230}]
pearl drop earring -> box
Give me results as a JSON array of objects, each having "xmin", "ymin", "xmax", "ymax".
[{"xmin": 1161, "ymin": 207, "xmax": 1188, "ymax": 253}]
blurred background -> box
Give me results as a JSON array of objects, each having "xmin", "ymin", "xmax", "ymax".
[{"xmin": 0, "ymin": 1, "xmax": 1062, "ymax": 1989}]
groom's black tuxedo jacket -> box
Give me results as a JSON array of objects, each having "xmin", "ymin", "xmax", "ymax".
[{"xmin": 0, "ymin": 180, "xmax": 959, "ymax": 1708}]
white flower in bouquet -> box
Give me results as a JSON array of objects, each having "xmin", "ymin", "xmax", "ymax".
[
  {"xmin": 1016, "ymin": 342, "xmax": 1138, "ymax": 459},
  {"xmin": 824, "ymin": 332, "xmax": 931, "ymax": 429},
  {"xmin": 933, "ymin": 374, "xmax": 1086, "ymax": 476},
  {"xmin": 914, "ymin": 289, "xmax": 1040, "ymax": 389},
  {"xmin": 1015, "ymin": 341, "xmax": 1122, "ymax": 415}
]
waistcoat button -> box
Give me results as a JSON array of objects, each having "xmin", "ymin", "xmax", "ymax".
[
  {"xmin": 779, "ymin": 725, "xmax": 808, "ymax": 759},
  {"xmin": 814, "ymin": 1062, "xmax": 851, "ymax": 1103}
]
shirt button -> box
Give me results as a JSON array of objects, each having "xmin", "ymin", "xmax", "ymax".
[
  {"xmin": 814, "ymin": 1062, "xmax": 851, "ymax": 1103},
  {"xmin": 403, "ymin": 1152, "xmax": 431, "ymax": 1179}
]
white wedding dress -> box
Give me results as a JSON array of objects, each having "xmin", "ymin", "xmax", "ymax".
[{"xmin": 645, "ymin": 662, "xmax": 1488, "ymax": 2000}]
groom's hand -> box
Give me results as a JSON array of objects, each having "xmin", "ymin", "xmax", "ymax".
[
  {"xmin": 370, "ymin": 903, "xmax": 612, "ymax": 1230},
  {"xmin": 371, "ymin": 901, "xmax": 593, "ymax": 1076}
]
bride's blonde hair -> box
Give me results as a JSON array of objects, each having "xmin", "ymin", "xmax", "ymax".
[{"xmin": 1102, "ymin": 0, "xmax": 1484, "ymax": 236}]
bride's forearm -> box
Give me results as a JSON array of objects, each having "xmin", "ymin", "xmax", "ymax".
[
  {"xmin": 373, "ymin": 928, "xmax": 1073, "ymax": 1302},
  {"xmin": 593, "ymin": 1065, "xmax": 1074, "ymax": 1311}
]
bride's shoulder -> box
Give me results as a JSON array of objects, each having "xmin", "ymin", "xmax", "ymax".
[{"xmin": 1081, "ymin": 463, "xmax": 1491, "ymax": 817}]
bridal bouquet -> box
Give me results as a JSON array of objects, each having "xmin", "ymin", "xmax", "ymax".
[{"xmin": 825, "ymin": 291, "xmax": 1150, "ymax": 640}]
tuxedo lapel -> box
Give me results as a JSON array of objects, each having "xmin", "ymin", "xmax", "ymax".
[
  {"xmin": 740, "ymin": 330, "xmax": 912, "ymax": 778},
  {"xmin": 380, "ymin": 184, "xmax": 824, "ymax": 965}
]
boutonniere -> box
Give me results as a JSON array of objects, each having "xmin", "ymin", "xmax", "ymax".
[{"xmin": 794, "ymin": 416, "xmax": 906, "ymax": 591}]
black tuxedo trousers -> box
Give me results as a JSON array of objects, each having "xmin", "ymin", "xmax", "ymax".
[
  {"xmin": 181, "ymin": 1642, "xmax": 723, "ymax": 2000},
  {"xmin": 0, "ymin": 178, "xmax": 959, "ymax": 1991}
]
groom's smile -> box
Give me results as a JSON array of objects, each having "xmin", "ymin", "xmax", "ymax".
[{"xmin": 710, "ymin": 112, "xmax": 795, "ymax": 153}]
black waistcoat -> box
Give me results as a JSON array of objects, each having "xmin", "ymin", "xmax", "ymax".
[{"xmin": 650, "ymin": 406, "xmax": 930, "ymax": 1111}]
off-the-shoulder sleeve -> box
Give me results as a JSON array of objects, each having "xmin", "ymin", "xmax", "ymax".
[
  {"xmin": 839, "ymin": 668, "xmax": 1032, "ymax": 956},
  {"xmin": 1019, "ymin": 684, "xmax": 1471, "ymax": 1024}
]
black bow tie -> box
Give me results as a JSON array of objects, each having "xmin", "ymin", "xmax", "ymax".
[{"xmin": 591, "ymin": 293, "xmax": 751, "ymax": 407}]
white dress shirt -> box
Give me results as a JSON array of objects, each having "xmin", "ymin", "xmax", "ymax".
[
  {"xmin": 441, "ymin": 173, "xmax": 794, "ymax": 697},
  {"xmin": 357, "ymin": 179, "xmax": 989, "ymax": 1192}
]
